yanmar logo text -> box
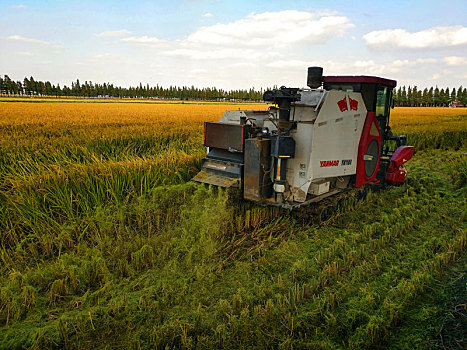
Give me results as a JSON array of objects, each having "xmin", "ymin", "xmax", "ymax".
[
  {"xmin": 337, "ymin": 95, "xmax": 358, "ymax": 112},
  {"xmin": 320, "ymin": 159, "xmax": 353, "ymax": 167},
  {"xmin": 320, "ymin": 160, "xmax": 339, "ymax": 167}
]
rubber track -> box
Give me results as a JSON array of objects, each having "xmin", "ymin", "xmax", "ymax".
[{"xmin": 291, "ymin": 186, "xmax": 370, "ymax": 226}]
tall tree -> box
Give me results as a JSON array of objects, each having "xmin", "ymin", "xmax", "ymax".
[
  {"xmin": 456, "ymin": 86, "xmax": 463, "ymax": 104},
  {"xmin": 428, "ymin": 87, "xmax": 434, "ymax": 106},
  {"xmin": 434, "ymin": 87, "xmax": 440, "ymax": 106},
  {"xmin": 461, "ymin": 88, "xmax": 467, "ymax": 105},
  {"xmin": 401, "ymin": 86, "xmax": 407, "ymax": 106},
  {"xmin": 422, "ymin": 88, "xmax": 428, "ymax": 107},
  {"xmin": 451, "ymin": 88, "xmax": 457, "ymax": 104}
]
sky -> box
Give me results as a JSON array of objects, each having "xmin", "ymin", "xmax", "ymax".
[{"xmin": 1, "ymin": 0, "xmax": 466, "ymax": 90}]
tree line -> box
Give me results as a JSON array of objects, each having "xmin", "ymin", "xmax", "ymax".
[
  {"xmin": 1, "ymin": 74, "xmax": 466, "ymax": 105},
  {"xmin": 0, "ymin": 75, "xmax": 265, "ymax": 101},
  {"xmin": 393, "ymin": 85, "xmax": 466, "ymax": 107}
]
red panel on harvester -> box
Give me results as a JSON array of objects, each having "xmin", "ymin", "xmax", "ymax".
[
  {"xmin": 355, "ymin": 112, "xmax": 381, "ymax": 187},
  {"xmin": 389, "ymin": 146, "xmax": 414, "ymax": 168},
  {"xmin": 385, "ymin": 167, "xmax": 407, "ymax": 184},
  {"xmin": 385, "ymin": 145, "xmax": 414, "ymax": 184}
]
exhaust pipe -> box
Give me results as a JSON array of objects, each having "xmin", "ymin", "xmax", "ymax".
[{"xmin": 307, "ymin": 66, "xmax": 323, "ymax": 89}]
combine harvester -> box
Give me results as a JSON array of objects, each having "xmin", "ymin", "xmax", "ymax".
[{"xmin": 193, "ymin": 67, "xmax": 414, "ymax": 210}]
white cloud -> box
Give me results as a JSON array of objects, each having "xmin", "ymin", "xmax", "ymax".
[
  {"xmin": 354, "ymin": 59, "xmax": 377, "ymax": 68},
  {"xmin": 203, "ymin": 13, "xmax": 212, "ymax": 17},
  {"xmin": 121, "ymin": 35, "xmax": 166, "ymax": 46},
  {"xmin": 386, "ymin": 58, "xmax": 438, "ymax": 69},
  {"xmin": 443, "ymin": 56, "xmax": 467, "ymax": 66},
  {"xmin": 95, "ymin": 30, "xmax": 131, "ymax": 38},
  {"xmin": 266, "ymin": 57, "xmax": 443, "ymax": 79},
  {"xmin": 266, "ymin": 60, "xmax": 311, "ymax": 69},
  {"xmin": 6, "ymin": 35, "xmax": 53, "ymax": 46},
  {"xmin": 185, "ymin": 10, "xmax": 353, "ymax": 48},
  {"xmin": 363, "ymin": 25, "xmax": 467, "ymax": 49},
  {"xmin": 122, "ymin": 10, "xmax": 353, "ymax": 61},
  {"xmin": 84, "ymin": 53, "xmax": 125, "ymax": 65},
  {"xmin": 16, "ymin": 51, "xmax": 33, "ymax": 56},
  {"xmin": 12, "ymin": 4, "xmax": 26, "ymax": 9},
  {"xmin": 164, "ymin": 48, "xmax": 278, "ymax": 60},
  {"xmin": 93, "ymin": 53, "xmax": 117, "ymax": 59},
  {"xmin": 415, "ymin": 58, "xmax": 439, "ymax": 64},
  {"xmin": 354, "ymin": 58, "xmax": 439, "ymax": 75},
  {"xmin": 231, "ymin": 62, "xmax": 255, "ymax": 68}
]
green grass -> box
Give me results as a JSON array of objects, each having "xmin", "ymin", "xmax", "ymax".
[
  {"xmin": 386, "ymin": 252, "xmax": 466, "ymax": 349},
  {"xmin": 0, "ymin": 150, "xmax": 465, "ymax": 349}
]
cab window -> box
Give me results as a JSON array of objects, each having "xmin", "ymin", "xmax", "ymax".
[{"xmin": 376, "ymin": 87, "xmax": 389, "ymax": 116}]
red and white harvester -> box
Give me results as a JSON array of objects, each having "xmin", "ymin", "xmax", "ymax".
[{"xmin": 193, "ymin": 67, "xmax": 414, "ymax": 209}]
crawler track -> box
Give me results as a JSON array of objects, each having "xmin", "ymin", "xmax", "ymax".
[
  {"xmin": 225, "ymin": 183, "xmax": 377, "ymax": 228},
  {"xmin": 291, "ymin": 185, "xmax": 369, "ymax": 226}
]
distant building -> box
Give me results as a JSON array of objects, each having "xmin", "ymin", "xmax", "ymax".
[{"xmin": 449, "ymin": 102, "xmax": 466, "ymax": 108}]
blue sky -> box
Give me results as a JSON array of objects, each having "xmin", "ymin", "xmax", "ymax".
[{"xmin": 1, "ymin": 0, "xmax": 466, "ymax": 90}]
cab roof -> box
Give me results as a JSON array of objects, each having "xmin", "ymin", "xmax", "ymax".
[{"xmin": 323, "ymin": 75, "xmax": 397, "ymax": 88}]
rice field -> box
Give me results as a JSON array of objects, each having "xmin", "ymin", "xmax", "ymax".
[
  {"xmin": 390, "ymin": 107, "xmax": 466, "ymax": 150},
  {"xmin": 0, "ymin": 102, "xmax": 465, "ymax": 349}
]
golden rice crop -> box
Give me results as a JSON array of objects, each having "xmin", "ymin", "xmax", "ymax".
[
  {"xmin": 1, "ymin": 103, "xmax": 464, "ymax": 150},
  {"xmin": 0, "ymin": 102, "xmax": 268, "ymax": 149},
  {"xmin": 389, "ymin": 107, "xmax": 467, "ymax": 150},
  {"xmin": 390, "ymin": 107, "xmax": 467, "ymax": 133}
]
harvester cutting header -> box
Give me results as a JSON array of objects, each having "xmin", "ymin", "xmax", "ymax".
[{"xmin": 193, "ymin": 67, "xmax": 414, "ymax": 209}]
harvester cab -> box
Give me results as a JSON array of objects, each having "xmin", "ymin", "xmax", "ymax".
[{"xmin": 193, "ymin": 67, "xmax": 414, "ymax": 209}]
